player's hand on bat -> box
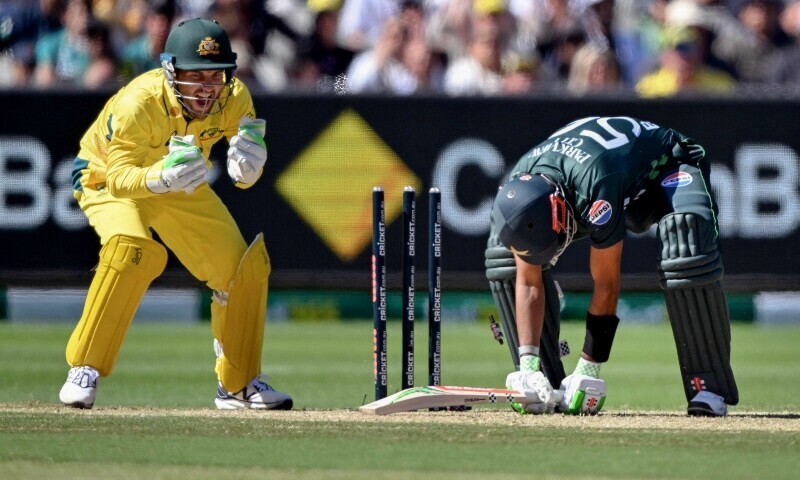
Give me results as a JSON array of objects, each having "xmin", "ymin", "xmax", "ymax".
[
  {"xmin": 146, "ymin": 135, "xmax": 208, "ymax": 194},
  {"xmin": 227, "ymin": 117, "xmax": 267, "ymax": 185},
  {"xmin": 506, "ymin": 370, "xmax": 557, "ymax": 414}
]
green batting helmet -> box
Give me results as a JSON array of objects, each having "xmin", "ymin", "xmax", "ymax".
[{"xmin": 162, "ymin": 18, "xmax": 237, "ymax": 71}]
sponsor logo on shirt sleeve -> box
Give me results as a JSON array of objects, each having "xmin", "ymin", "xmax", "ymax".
[
  {"xmin": 588, "ymin": 200, "xmax": 613, "ymax": 225},
  {"xmin": 660, "ymin": 171, "xmax": 693, "ymax": 188}
]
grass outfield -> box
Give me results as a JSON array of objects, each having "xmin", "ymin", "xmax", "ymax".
[{"xmin": 1, "ymin": 321, "xmax": 799, "ymax": 479}]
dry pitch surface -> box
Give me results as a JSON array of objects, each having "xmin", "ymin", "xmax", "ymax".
[{"xmin": 2, "ymin": 404, "xmax": 798, "ymax": 432}]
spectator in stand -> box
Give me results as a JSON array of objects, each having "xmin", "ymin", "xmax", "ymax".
[
  {"xmin": 91, "ymin": 0, "xmax": 150, "ymax": 41},
  {"xmin": 443, "ymin": 19, "xmax": 504, "ymax": 95},
  {"xmin": 425, "ymin": 0, "xmax": 473, "ymax": 60},
  {"xmin": 664, "ymin": 0, "xmax": 784, "ymax": 84},
  {"xmin": 539, "ymin": 22, "xmax": 586, "ymax": 84},
  {"xmin": 578, "ymin": 0, "xmax": 636, "ymax": 85},
  {"xmin": 83, "ymin": 18, "xmax": 118, "ymax": 89},
  {"xmin": 443, "ymin": 0, "xmax": 540, "ymax": 95},
  {"xmin": 625, "ymin": 0, "xmax": 669, "ymax": 84},
  {"xmin": 89, "ymin": 0, "xmax": 119, "ymax": 25},
  {"xmin": 246, "ymin": 0, "xmax": 306, "ymax": 59},
  {"xmin": 345, "ymin": 15, "xmax": 407, "ymax": 92},
  {"xmin": 580, "ymin": 0, "xmax": 615, "ymax": 49},
  {"xmin": 663, "ymin": 0, "xmax": 738, "ymax": 80},
  {"xmin": 473, "ymin": 0, "xmax": 517, "ymax": 47},
  {"xmin": 207, "ymin": 0, "xmax": 258, "ymax": 83},
  {"xmin": 230, "ymin": 0, "xmax": 307, "ymax": 92},
  {"xmin": 336, "ymin": 0, "xmax": 400, "ymax": 51},
  {"xmin": 636, "ymin": 25, "xmax": 735, "ymax": 97},
  {"xmin": 726, "ymin": 0, "xmax": 791, "ymax": 82},
  {"xmin": 178, "ymin": 0, "xmax": 215, "ymax": 18},
  {"xmin": 427, "ymin": 0, "xmax": 519, "ymax": 65},
  {"xmin": 735, "ymin": 0, "xmax": 789, "ymax": 46},
  {"xmin": 401, "ymin": 0, "xmax": 428, "ymax": 43},
  {"xmin": 401, "ymin": 0, "xmax": 448, "ymax": 85},
  {"xmin": 779, "ymin": 0, "xmax": 800, "ymax": 41},
  {"xmin": 401, "ymin": 35, "xmax": 445, "ymax": 93},
  {"xmin": 120, "ymin": 0, "xmax": 176, "ymax": 80},
  {"xmin": 566, "ymin": 41, "xmax": 623, "ymax": 95},
  {"xmin": 500, "ymin": 50, "xmax": 540, "ymax": 94},
  {"xmin": 345, "ymin": 14, "xmax": 442, "ymax": 94},
  {"xmin": 511, "ymin": 0, "xmax": 623, "ymax": 86},
  {"xmin": 292, "ymin": 0, "xmax": 354, "ymax": 92},
  {"xmin": 33, "ymin": 0, "xmax": 94, "ymax": 88},
  {"xmin": 763, "ymin": 0, "xmax": 800, "ymax": 85},
  {"xmin": 0, "ymin": 0, "xmax": 66, "ymax": 87},
  {"xmin": 508, "ymin": 0, "xmax": 580, "ymax": 58}
]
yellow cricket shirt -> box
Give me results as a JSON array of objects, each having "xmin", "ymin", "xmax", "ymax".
[
  {"xmin": 73, "ymin": 68, "xmax": 256, "ymax": 198},
  {"xmin": 635, "ymin": 67, "xmax": 735, "ymax": 98}
]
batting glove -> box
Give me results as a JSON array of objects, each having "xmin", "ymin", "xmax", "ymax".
[
  {"xmin": 506, "ymin": 370, "xmax": 557, "ymax": 414},
  {"xmin": 558, "ymin": 374, "xmax": 607, "ymax": 415},
  {"xmin": 146, "ymin": 135, "xmax": 208, "ymax": 194},
  {"xmin": 672, "ymin": 138, "xmax": 706, "ymax": 164},
  {"xmin": 227, "ymin": 117, "xmax": 267, "ymax": 185}
]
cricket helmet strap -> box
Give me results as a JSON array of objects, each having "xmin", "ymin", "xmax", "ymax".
[{"xmin": 493, "ymin": 173, "xmax": 575, "ymax": 266}]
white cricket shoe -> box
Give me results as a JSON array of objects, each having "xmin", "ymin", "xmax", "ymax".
[
  {"xmin": 215, "ymin": 375, "xmax": 293, "ymax": 410},
  {"xmin": 506, "ymin": 370, "xmax": 557, "ymax": 414},
  {"xmin": 558, "ymin": 374, "xmax": 607, "ymax": 415},
  {"xmin": 59, "ymin": 366, "xmax": 100, "ymax": 409},
  {"xmin": 688, "ymin": 391, "xmax": 727, "ymax": 417}
]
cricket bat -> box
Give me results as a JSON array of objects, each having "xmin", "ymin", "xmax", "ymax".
[{"xmin": 359, "ymin": 386, "xmax": 528, "ymax": 415}]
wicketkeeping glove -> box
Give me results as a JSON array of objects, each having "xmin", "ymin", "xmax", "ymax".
[
  {"xmin": 227, "ymin": 117, "xmax": 267, "ymax": 185},
  {"xmin": 146, "ymin": 135, "xmax": 208, "ymax": 194}
]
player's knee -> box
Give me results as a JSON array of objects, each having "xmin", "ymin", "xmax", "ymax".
[
  {"xmin": 216, "ymin": 239, "xmax": 271, "ymax": 291},
  {"xmin": 657, "ymin": 213, "xmax": 723, "ymax": 289},
  {"xmin": 100, "ymin": 234, "xmax": 167, "ymax": 279},
  {"xmin": 230, "ymin": 233, "xmax": 270, "ymax": 287}
]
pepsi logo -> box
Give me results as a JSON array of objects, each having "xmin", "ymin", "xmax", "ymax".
[
  {"xmin": 588, "ymin": 200, "xmax": 612, "ymax": 225},
  {"xmin": 660, "ymin": 171, "xmax": 693, "ymax": 188}
]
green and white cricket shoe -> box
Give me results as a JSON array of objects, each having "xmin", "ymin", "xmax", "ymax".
[
  {"xmin": 688, "ymin": 391, "xmax": 727, "ymax": 417},
  {"xmin": 59, "ymin": 366, "xmax": 100, "ymax": 409},
  {"xmin": 558, "ymin": 374, "xmax": 607, "ymax": 415},
  {"xmin": 215, "ymin": 375, "xmax": 293, "ymax": 410}
]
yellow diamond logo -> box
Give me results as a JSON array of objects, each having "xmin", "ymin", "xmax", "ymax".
[{"xmin": 276, "ymin": 108, "xmax": 421, "ymax": 262}]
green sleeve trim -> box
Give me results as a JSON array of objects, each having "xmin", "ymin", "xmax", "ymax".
[{"xmin": 71, "ymin": 157, "xmax": 90, "ymax": 192}]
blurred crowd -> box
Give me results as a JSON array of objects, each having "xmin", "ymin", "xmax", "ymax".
[{"xmin": 2, "ymin": 0, "xmax": 800, "ymax": 96}]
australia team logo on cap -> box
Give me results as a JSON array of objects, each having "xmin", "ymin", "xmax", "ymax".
[
  {"xmin": 588, "ymin": 200, "xmax": 612, "ymax": 225},
  {"xmin": 660, "ymin": 171, "xmax": 693, "ymax": 188},
  {"xmin": 197, "ymin": 37, "xmax": 220, "ymax": 56}
]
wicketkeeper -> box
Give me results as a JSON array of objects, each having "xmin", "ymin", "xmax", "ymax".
[
  {"xmin": 59, "ymin": 18, "xmax": 292, "ymax": 410},
  {"xmin": 487, "ymin": 116, "xmax": 738, "ymax": 416}
]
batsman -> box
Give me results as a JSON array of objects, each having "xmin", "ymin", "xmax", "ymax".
[
  {"xmin": 59, "ymin": 18, "xmax": 292, "ymax": 410},
  {"xmin": 487, "ymin": 116, "xmax": 738, "ymax": 416}
]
